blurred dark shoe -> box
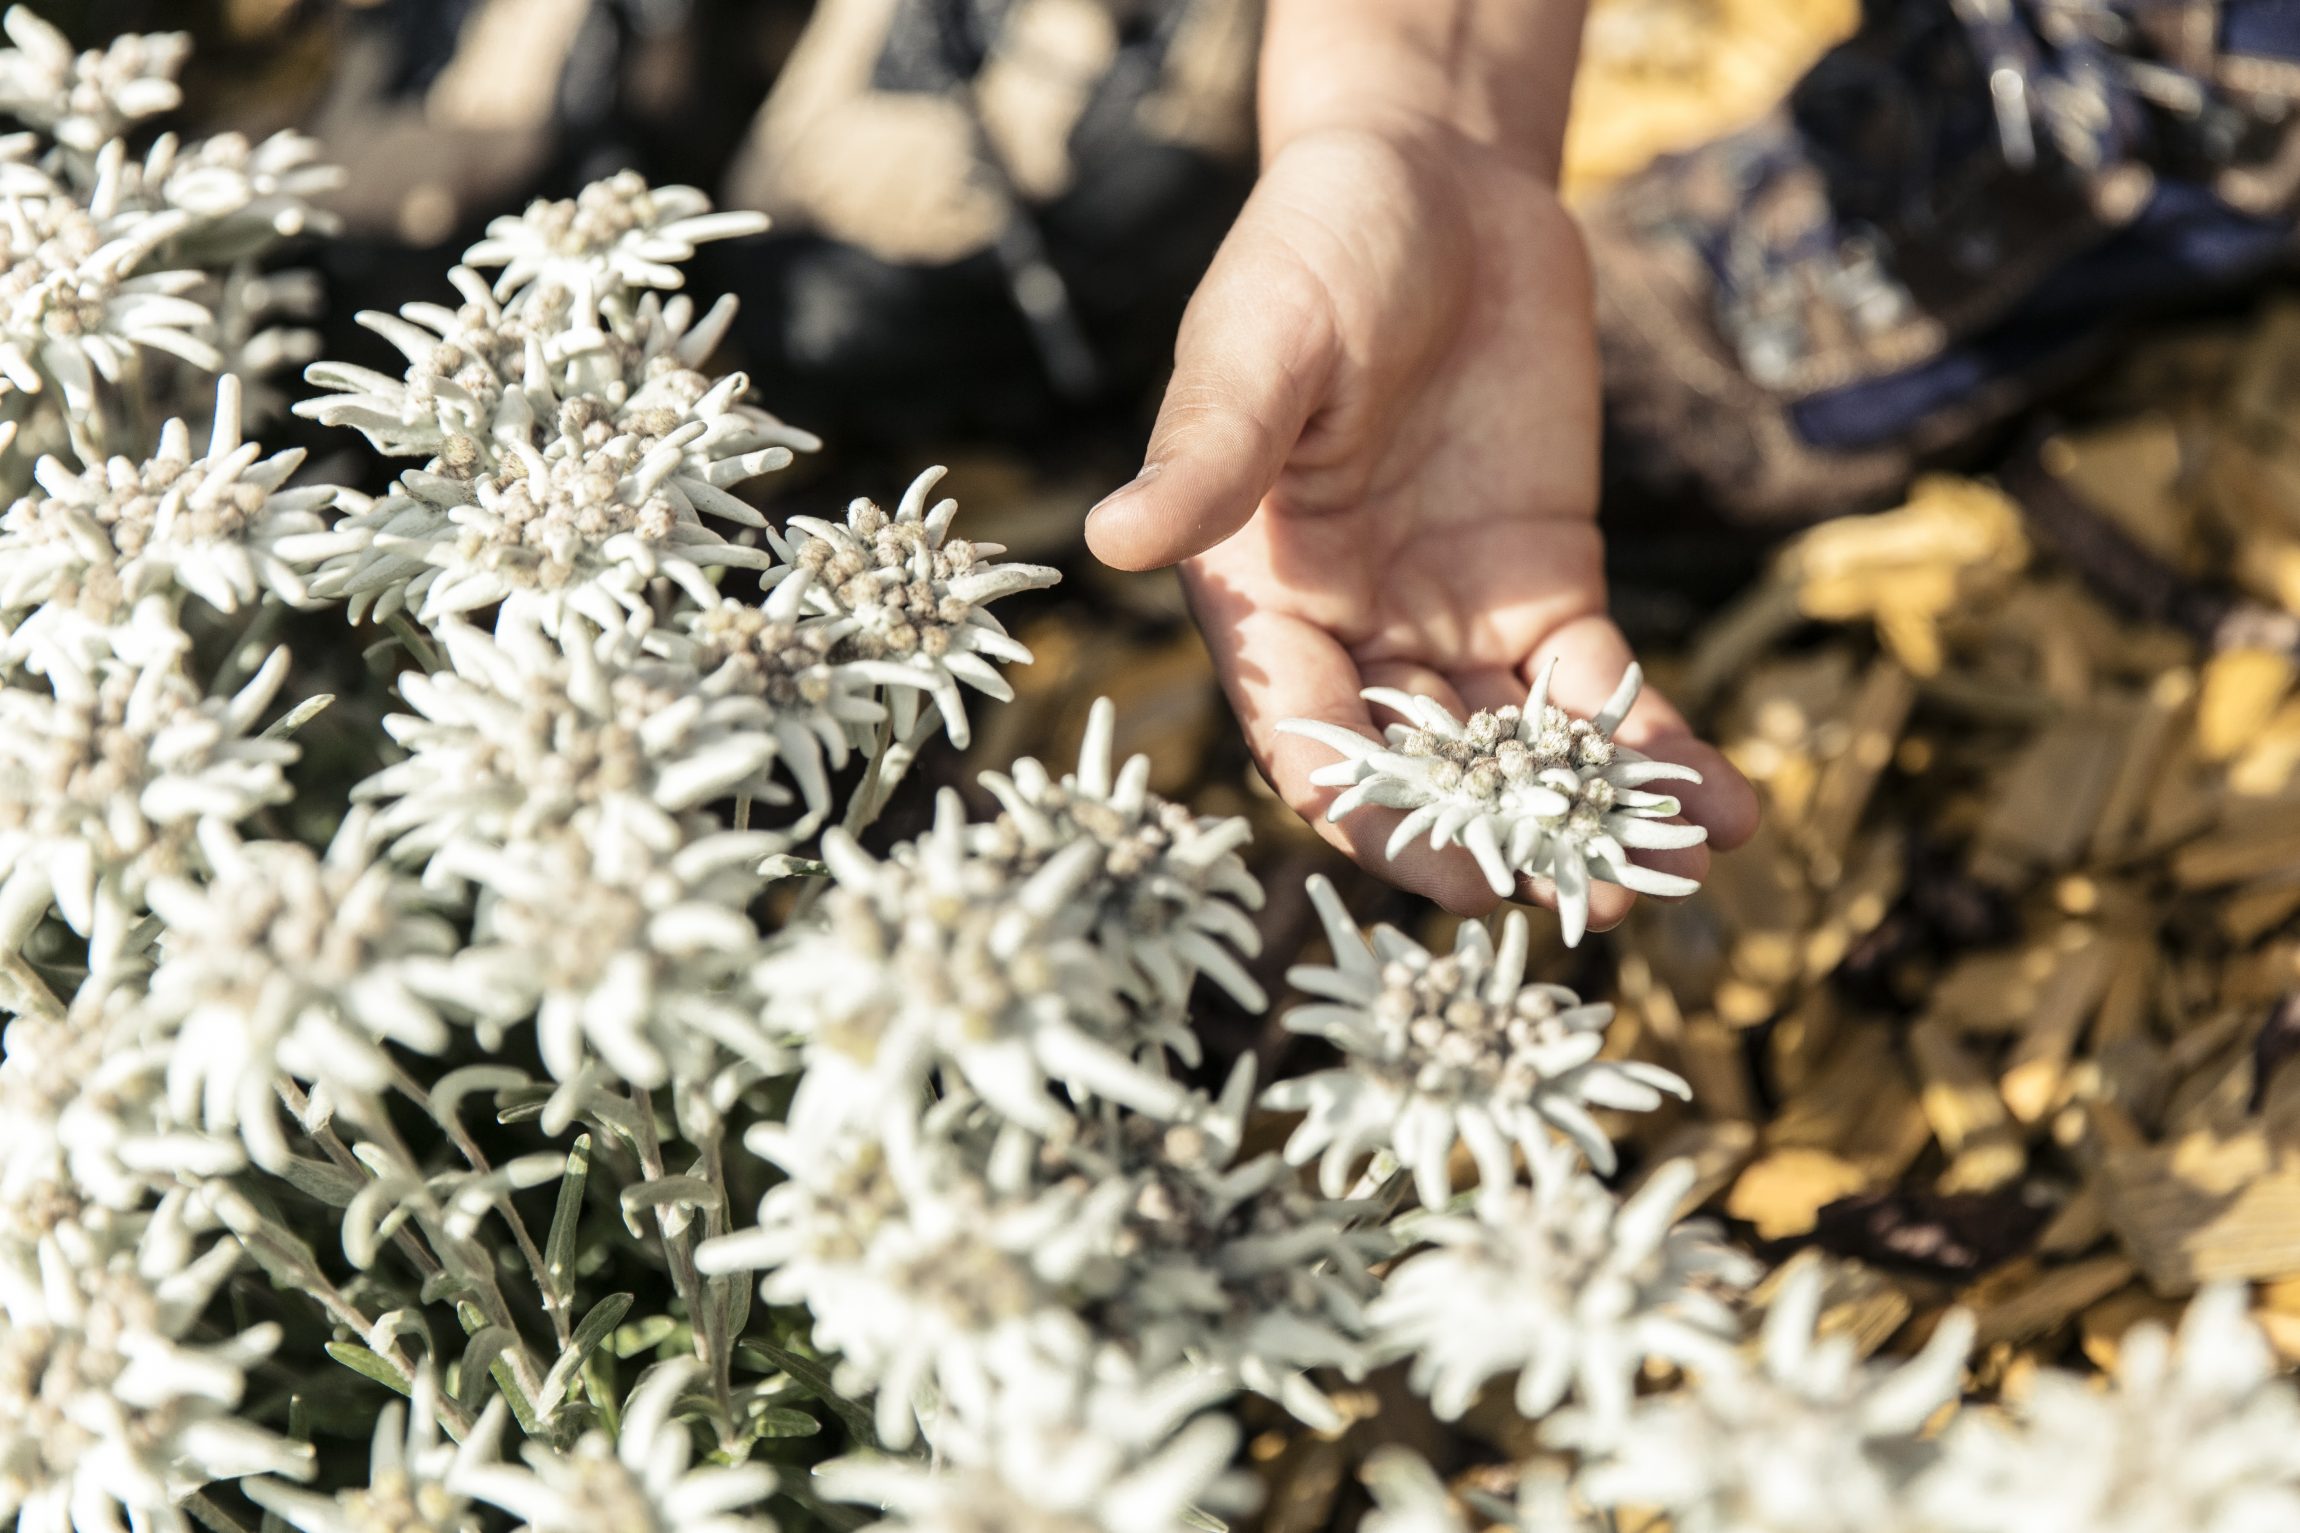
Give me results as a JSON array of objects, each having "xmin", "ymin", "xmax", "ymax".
[{"xmin": 1593, "ymin": 0, "xmax": 2300, "ymax": 522}]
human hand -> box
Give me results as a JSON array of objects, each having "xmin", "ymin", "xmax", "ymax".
[{"xmin": 1085, "ymin": 117, "xmax": 1758, "ymax": 923}]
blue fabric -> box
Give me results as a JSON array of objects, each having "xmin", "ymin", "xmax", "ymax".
[
  {"xmin": 2223, "ymin": 0, "xmax": 2300, "ymax": 60},
  {"xmin": 1791, "ymin": 181, "xmax": 2293, "ymax": 448}
]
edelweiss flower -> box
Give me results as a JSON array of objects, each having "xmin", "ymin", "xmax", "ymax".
[
  {"xmin": 302, "ymin": 268, "xmax": 809, "ymax": 475},
  {"xmin": 0, "ymin": 7, "xmax": 187, "ymax": 154},
  {"xmin": 0, "ymin": 187, "xmax": 217, "ymax": 416},
  {"xmin": 0, "ymin": 650, "xmax": 294, "ymax": 963},
  {"xmin": 1278, "ymin": 661, "xmax": 1705, "ymax": 944},
  {"xmin": 1369, "ymin": 1154, "xmax": 1754, "ymax": 1431},
  {"xmin": 0, "ymin": 375, "xmax": 337, "ymax": 619},
  {"xmin": 0, "ymin": 1194, "xmax": 313, "ymax": 1533},
  {"xmin": 463, "ymin": 172, "xmax": 769, "ymax": 325},
  {"xmin": 1, "ymin": 997, "xmax": 240, "ymax": 1241},
  {"xmin": 120, "ymin": 130, "xmax": 343, "ymax": 262},
  {"xmin": 359, "ymin": 619, "xmax": 784, "ymax": 878},
  {"xmin": 638, "ymin": 577, "xmax": 904, "ymax": 832},
  {"xmin": 246, "ymin": 1369, "xmax": 508, "ymax": 1533},
  {"xmin": 1917, "ymin": 1283, "xmax": 2300, "ymax": 1533},
  {"xmin": 314, "ymin": 413, "xmax": 779, "ymax": 635},
  {"xmin": 459, "ymin": 1360, "xmax": 778, "ymax": 1533},
  {"xmin": 756, "ymin": 793, "xmax": 1190, "ymax": 1143},
  {"xmin": 1358, "ymin": 1451, "xmax": 1599, "ymax": 1533},
  {"xmin": 1263, "ymin": 875, "xmax": 1687, "ymax": 1198},
  {"xmin": 700, "ymin": 1115, "xmax": 1097, "ymax": 1449},
  {"xmin": 816, "ymin": 1354, "xmax": 1241, "ymax": 1533},
  {"xmin": 136, "ymin": 816, "xmax": 460, "ymax": 1170},
  {"xmin": 974, "ymin": 696, "xmax": 1267, "ymax": 1025},
  {"xmin": 782, "ymin": 466, "xmax": 1057, "ymax": 750},
  {"xmin": 1026, "ymin": 1059, "xmax": 1381, "ymax": 1430},
  {"xmin": 1553, "ymin": 1257, "xmax": 1976, "ymax": 1530},
  {"xmin": 441, "ymin": 821, "xmax": 779, "ymax": 1088}
]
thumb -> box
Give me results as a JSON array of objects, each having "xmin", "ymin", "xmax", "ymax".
[{"xmin": 1085, "ymin": 221, "xmax": 1337, "ymax": 571}]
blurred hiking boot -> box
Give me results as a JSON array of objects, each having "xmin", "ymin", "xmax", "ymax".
[{"xmin": 1593, "ymin": 0, "xmax": 2300, "ymax": 522}]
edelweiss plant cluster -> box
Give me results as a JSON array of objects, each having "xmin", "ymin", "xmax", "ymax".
[{"xmin": 9, "ymin": 12, "xmax": 2300, "ymax": 1533}]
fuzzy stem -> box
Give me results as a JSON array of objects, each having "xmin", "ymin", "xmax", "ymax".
[
  {"xmin": 630, "ymin": 1084, "xmax": 737, "ymax": 1440},
  {"xmin": 0, "ymin": 951, "xmax": 65, "ymax": 1023},
  {"xmin": 384, "ymin": 612, "xmax": 444, "ymax": 674}
]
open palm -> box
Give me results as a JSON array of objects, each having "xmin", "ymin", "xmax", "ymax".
[{"xmin": 1087, "ymin": 122, "xmax": 1758, "ymax": 920}]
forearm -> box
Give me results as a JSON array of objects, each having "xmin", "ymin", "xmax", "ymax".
[{"xmin": 1259, "ymin": 0, "xmax": 1589, "ymax": 178}]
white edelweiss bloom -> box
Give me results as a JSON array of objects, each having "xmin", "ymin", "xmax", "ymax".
[
  {"xmin": 246, "ymin": 1369, "xmax": 508, "ymax": 1533},
  {"xmin": 312, "ymin": 412, "xmax": 778, "ymax": 636},
  {"xmin": 1, "ymin": 996, "xmax": 242, "ymax": 1240},
  {"xmin": 1263, "ymin": 875, "xmax": 1686, "ymax": 1196},
  {"xmin": 1915, "ymin": 1283, "xmax": 2300, "ymax": 1533},
  {"xmin": 0, "ymin": 7, "xmax": 188, "ymax": 154},
  {"xmin": 121, "ymin": 130, "xmax": 344, "ymax": 262},
  {"xmin": 463, "ymin": 171, "xmax": 769, "ymax": 326},
  {"xmin": 701, "ymin": 1109, "xmax": 1104, "ymax": 1450},
  {"xmin": 1277, "ymin": 660, "xmax": 1706, "ymax": 945},
  {"xmin": 0, "ymin": 648, "xmax": 295, "ymax": 965},
  {"xmin": 460, "ymin": 1359, "xmax": 778, "ymax": 1533},
  {"xmin": 0, "ymin": 186, "xmax": 218, "ymax": 418},
  {"xmin": 1015, "ymin": 1058, "xmax": 1383, "ymax": 1431},
  {"xmin": 1369, "ymin": 1152, "xmax": 1755, "ymax": 1432},
  {"xmin": 135, "ymin": 814, "xmax": 460, "ymax": 1171},
  {"xmin": 440, "ymin": 821, "xmax": 780, "ymax": 1089},
  {"xmin": 1552, "ymin": 1257, "xmax": 1977, "ymax": 1532},
  {"xmin": 0, "ymin": 1193, "xmax": 314, "ymax": 1533},
  {"xmin": 756, "ymin": 793, "xmax": 1190, "ymax": 1144},
  {"xmin": 638, "ymin": 577, "xmax": 900, "ymax": 833},
  {"xmin": 782, "ymin": 466, "xmax": 1057, "ymax": 750},
  {"xmin": 0, "ymin": 376, "xmax": 338, "ymax": 618},
  {"xmin": 973, "ymin": 696, "xmax": 1267, "ymax": 1025},
  {"xmin": 301, "ymin": 267, "xmax": 812, "ymax": 476},
  {"xmin": 358, "ymin": 618, "xmax": 785, "ymax": 879},
  {"xmin": 816, "ymin": 1353, "xmax": 1242, "ymax": 1533}
]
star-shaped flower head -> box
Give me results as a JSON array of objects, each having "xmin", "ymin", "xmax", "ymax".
[
  {"xmin": 755, "ymin": 791, "xmax": 1188, "ymax": 1143},
  {"xmin": 1369, "ymin": 1152, "xmax": 1756, "ymax": 1432},
  {"xmin": 459, "ymin": 1359, "xmax": 778, "ymax": 1533},
  {"xmin": 136, "ymin": 814, "xmax": 460, "ymax": 1171},
  {"xmin": 358, "ymin": 618, "xmax": 788, "ymax": 881},
  {"xmin": 1552, "ymin": 1256, "xmax": 1977, "ymax": 1530},
  {"xmin": 0, "ymin": 1192, "xmax": 314, "ymax": 1533},
  {"xmin": 0, "ymin": 6, "xmax": 187, "ymax": 155},
  {"xmin": 781, "ymin": 465, "xmax": 1057, "ymax": 750},
  {"xmin": 0, "ymin": 375, "xmax": 337, "ymax": 625},
  {"xmin": 0, "ymin": 647, "xmax": 294, "ymax": 966},
  {"xmin": 814, "ymin": 1350, "xmax": 1242, "ymax": 1533},
  {"xmin": 1018, "ymin": 1058, "xmax": 1382, "ymax": 1430},
  {"xmin": 1916, "ymin": 1283, "xmax": 2300, "ymax": 1533},
  {"xmin": 441, "ymin": 820, "xmax": 779, "ymax": 1090},
  {"xmin": 0, "ymin": 184, "xmax": 217, "ymax": 425},
  {"xmin": 463, "ymin": 170, "xmax": 769, "ymax": 329},
  {"xmin": 1263, "ymin": 874, "xmax": 1687, "ymax": 1200},
  {"xmin": 973, "ymin": 696, "xmax": 1267, "ymax": 1028},
  {"xmin": 1278, "ymin": 660, "xmax": 1707, "ymax": 945},
  {"xmin": 699, "ymin": 1110, "xmax": 1102, "ymax": 1450},
  {"xmin": 245, "ymin": 1368, "xmax": 508, "ymax": 1533}
]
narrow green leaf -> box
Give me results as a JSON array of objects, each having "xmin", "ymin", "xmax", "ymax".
[
  {"xmin": 736, "ymin": 1337, "xmax": 875, "ymax": 1446},
  {"xmin": 275, "ymin": 1155, "xmax": 365, "ymax": 1208},
  {"xmin": 537, "ymin": 1292, "xmax": 634, "ymax": 1418},
  {"xmin": 260, "ymin": 693, "xmax": 334, "ymax": 740},
  {"xmin": 610, "ymin": 1313, "xmax": 681, "ymax": 1360},
  {"xmin": 457, "ymin": 1326, "xmax": 517, "ymax": 1412},
  {"xmin": 324, "ymin": 1342, "xmax": 412, "ymax": 1397},
  {"xmin": 619, "ymin": 1174, "xmax": 717, "ymax": 1238},
  {"xmin": 744, "ymin": 1406, "xmax": 822, "ymax": 1440},
  {"xmin": 544, "ymin": 1133, "xmax": 590, "ymax": 1310}
]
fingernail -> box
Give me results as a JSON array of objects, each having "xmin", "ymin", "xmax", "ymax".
[{"xmin": 1088, "ymin": 461, "xmax": 1159, "ymax": 521}]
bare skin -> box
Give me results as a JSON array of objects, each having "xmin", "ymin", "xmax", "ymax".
[{"xmin": 1086, "ymin": 0, "xmax": 1759, "ymax": 921}]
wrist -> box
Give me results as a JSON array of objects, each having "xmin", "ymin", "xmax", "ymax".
[{"xmin": 1259, "ymin": 0, "xmax": 1587, "ymax": 179}]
